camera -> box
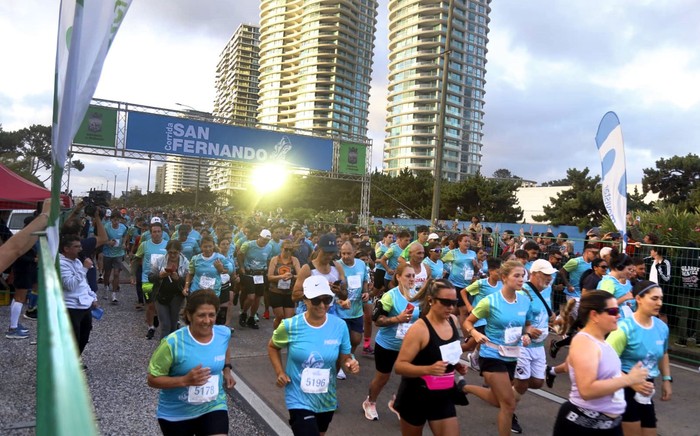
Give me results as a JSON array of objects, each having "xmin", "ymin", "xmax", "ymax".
[{"xmin": 82, "ymin": 192, "xmax": 110, "ymax": 218}]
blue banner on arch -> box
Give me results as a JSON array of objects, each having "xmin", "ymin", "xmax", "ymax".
[{"xmin": 125, "ymin": 111, "xmax": 333, "ymax": 171}]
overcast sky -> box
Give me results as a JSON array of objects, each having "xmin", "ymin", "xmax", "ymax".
[{"xmin": 1, "ymin": 0, "xmax": 699, "ymax": 197}]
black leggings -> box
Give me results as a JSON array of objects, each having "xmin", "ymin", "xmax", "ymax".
[
  {"xmin": 67, "ymin": 308, "xmax": 92, "ymax": 355},
  {"xmin": 553, "ymin": 401, "xmax": 622, "ymax": 436},
  {"xmin": 158, "ymin": 410, "xmax": 228, "ymax": 436}
]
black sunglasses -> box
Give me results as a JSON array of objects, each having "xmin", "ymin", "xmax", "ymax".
[
  {"xmin": 435, "ymin": 297, "xmax": 459, "ymax": 307},
  {"xmin": 601, "ymin": 307, "xmax": 620, "ymax": 316},
  {"xmin": 310, "ymin": 296, "xmax": 333, "ymax": 306},
  {"xmin": 597, "ymin": 264, "xmax": 609, "ymax": 269}
]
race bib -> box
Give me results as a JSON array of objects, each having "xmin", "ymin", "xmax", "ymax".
[
  {"xmin": 220, "ymin": 274, "xmax": 231, "ymax": 284},
  {"xmin": 439, "ymin": 340, "xmax": 463, "ymax": 364},
  {"xmin": 395, "ymin": 322, "xmax": 413, "ymax": 339},
  {"xmin": 278, "ymin": 279, "xmax": 291, "ymax": 290},
  {"xmin": 504, "ymin": 326, "xmax": 522, "ymax": 345},
  {"xmin": 187, "ymin": 374, "xmax": 219, "ymax": 404},
  {"xmin": 199, "ymin": 275, "xmax": 216, "ymax": 289},
  {"xmin": 463, "ymin": 267, "xmax": 474, "ymax": 282},
  {"xmin": 253, "ymin": 275, "xmax": 265, "ymax": 285},
  {"xmin": 300, "ymin": 368, "xmax": 330, "ymax": 394},
  {"xmin": 347, "ymin": 275, "xmax": 362, "ymax": 289}
]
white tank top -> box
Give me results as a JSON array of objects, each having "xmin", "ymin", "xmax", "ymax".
[{"xmin": 412, "ymin": 262, "xmax": 428, "ymax": 298}]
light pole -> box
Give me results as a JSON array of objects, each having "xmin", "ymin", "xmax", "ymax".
[{"xmin": 430, "ymin": 0, "xmax": 455, "ymax": 227}]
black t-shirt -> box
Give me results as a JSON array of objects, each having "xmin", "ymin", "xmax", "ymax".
[{"xmin": 581, "ymin": 272, "xmax": 602, "ymax": 292}]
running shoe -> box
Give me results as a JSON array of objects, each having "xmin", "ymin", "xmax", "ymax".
[
  {"xmin": 111, "ymin": 297, "xmax": 118, "ymax": 305},
  {"xmin": 362, "ymin": 344, "xmax": 374, "ymax": 356},
  {"xmin": 545, "ymin": 365, "xmax": 556, "ymax": 388},
  {"xmin": 673, "ymin": 338, "xmax": 688, "ymax": 348},
  {"xmin": 134, "ymin": 303, "xmax": 144, "ymax": 311},
  {"xmin": 387, "ymin": 394, "xmax": 401, "ymax": 421},
  {"xmin": 17, "ymin": 323, "xmax": 29, "ymax": 334},
  {"xmin": 263, "ymin": 310, "xmax": 270, "ymax": 320},
  {"xmin": 239, "ymin": 313, "xmax": 248, "ymax": 327},
  {"xmin": 362, "ymin": 397, "xmax": 379, "ymax": 421},
  {"xmin": 336, "ymin": 368, "xmax": 347, "ymax": 380},
  {"xmin": 467, "ymin": 352, "xmax": 480, "ymax": 371},
  {"xmin": 253, "ymin": 313, "xmax": 260, "ymax": 322},
  {"xmin": 6, "ymin": 327, "xmax": 29, "ymax": 339},
  {"xmin": 98, "ymin": 275, "xmax": 104, "ymax": 284},
  {"xmin": 146, "ymin": 327, "xmax": 156, "ymax": 340},
  {"xmin": 23, "ymin": 310, "xmax": 38, "ymax": 320},
  {"xmin": 247, "ymin": 316, "xmax": 259, "ymax": 330},
  {"xmin": 511, "ymin": 414, "xmax": 522, "ymax": 434},
  {"xmin": 549, "ymin": 338, "xmax": 560, "ymax": 359}
]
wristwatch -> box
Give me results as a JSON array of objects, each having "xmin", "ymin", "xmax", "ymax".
[
  {"xmin": 223, "ymin": 363, "xmax": 233, "ymax": 371},
  {"xmin": 662, "ymin": 375, "xmax": 673, "ymax": 382}
]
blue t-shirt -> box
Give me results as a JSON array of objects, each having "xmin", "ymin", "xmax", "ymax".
[
  {"xmin": 180, "ymin": 236, "xmax": 201, "ymax": 261},
  {"xmin": 271, "ymin": 314, "xmax": 351, "ymax": 413},
  {"xmin": 240, "ymin": 240, "xmax": 273, "ymax": 271},
  {"xmin": 336, "ymin": 259, "xmax": 369, "ymax": 319},
  {"xmin": 472, "ymin": 291, "xmax": 533, "ymax": 361},
  {"xmin": 375, "ymin": 287, "xmax": 421, "ymax": 351},
  {"xmin": 269, "ymin": 239, "xmax": 282, "ymax": 258},
  {"xmin": 563, "ymin": 257, "xmax": 591, "ymax": 298},
  {"xmin": 381, "ymin": 243, "xmax": 404, "ymax": 280},
  {"xmin": 148, "ymin": 325, "xmax": 230, "ymax": 420},
  {"xmin": 607, "ymin": 316, "xmax": 668, "ymax": 377},
  {"xmin": 518, "ymin": 283, "xmax": 552, "ymax": 348},
  {"xmin": 140, "ymin": 239, "xmax": 168, "ymax": 282},
  {"xmin": 597, "ymin": 275, "xmax": 634, "ymax": 318},
  {"xmin": 466, "ymin": 278, "xmax": 502, "ymax": 328},
  {"xmin": 103, "ymin": 223, "xmax": 128, "ymax": 258},
  {"xmin": 188, "ymin": 253, "xmax": 234, "ymax": 296},
  {"xmin": 374, "ymin": 242, "xmax": 390, "ymax": 272},
  {"xmin": 423, "ymin": 257, "xmax": 444, "ymax": 279},
  {"xmin": 442, "ymin": 248, "xmax": 477, "ymax": 289}
]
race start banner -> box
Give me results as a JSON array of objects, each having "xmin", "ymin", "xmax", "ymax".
[{"xmin": 125, "ymin": 111, "xmax": 334, "ymax": 171}]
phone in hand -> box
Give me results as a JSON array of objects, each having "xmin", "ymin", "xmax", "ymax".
[
  {"xmin": 333, "ymin": 280, "xmax": 343, "ymax": 286},
  {"xmin": 406, "ymin": 303, "xmax": 414, "ymax": 313}
]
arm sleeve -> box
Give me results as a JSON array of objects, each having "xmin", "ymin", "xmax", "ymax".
[
  {"xmin": 597, "ymin": 279, "xmax": 615, "ymax": 294},
  {"xmin": 271, "ymin": 320, "xmax": 290, "ymax": 349},
  {"xmin": 383, "ymin": 246, "xmax": 395, "ymax": 260},
  {"xmin": 465, "ymin": 280, "xmax": 481, "ymax": 296},
  {"xmin": 380, "ymin": 291, "xmax": 394, "ymax": 312},
  {"xmin": 605, "ymin": 326, "xmax": 628, "ymax": 356},
  {"xmin": 563, "ymin": 258, "xmax": 578, "ymax": 272},
  {"xmin": 188, "ymin": 257, "xmax": 196, "ymax": 274},
  {"xmin": 135, "ymin": 242, "xmax": 145, "ymax": 259},
  {"xmin": 441, "ymin": 250, "xmax": 455, "ymax": 263},
  {"xmin": 471, "ymin": 297, "xmax": 491, "ymax": 320},
  {"xmin": 400, "ymin": 244, "xmax": 410, "ymax": 260},
  {"xmin": 148, "ymin": 340, "xmax": 174, "ymax": 377},
  {"xmin": 340, "ymin": 324, "xmax": 352, "ymax": 354}
]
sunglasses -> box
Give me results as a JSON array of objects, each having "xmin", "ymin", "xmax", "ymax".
[
  {"xmin": 310, "ymin": 296, "xmax": 333, "ymax": 306},
  {"xmin": 597, "ymin": 264, "xmax": 609, "ymax": 269},
  {"xmin": 430, "ymin": 248, "xmax": 442, "ymax": 253},
  {"xmin": 167, "ymin": 250, "xmax": 180, "ymax": 254},
  {"xmin": 435, "ymin": 297, "xmax": 459, "ymax": 307},
  {"xmin": 601, "ymin": 307, "xmax": 620, "ymax": 316}
]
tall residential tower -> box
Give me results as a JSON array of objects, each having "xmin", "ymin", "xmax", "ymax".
[
  {"xmin": 210, "ymin": 24, "xmax": 261, "ymax": 197},
  {"xmin": 383, "ymin": 0, "xmax": 491, "ymax": 181},
  {"xmin": 257, "ymin": 0, "xmax": 379, "ymax": 140}
]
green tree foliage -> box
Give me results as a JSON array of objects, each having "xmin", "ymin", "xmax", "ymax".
[
  {"xmin": 627, "ymin": 185, "xmax": 654, "ymax": 213},
  {"xmin": 492, "ymin": 168, "xmax": 520, "ymax": 179},
  {"xmin": 642, "ymin": 153, "xmax": 700, "ymax": 211},
  {"xmin": 0, "ymin": 124, "xmax": 84, "ymax": 185},
  {"xmin": 441, "ymin": 174, "xmax": 523, "ymax": 222},
  {"xmin": 533, "ymin": 167, "xmax": 607, "ymax": 229}
]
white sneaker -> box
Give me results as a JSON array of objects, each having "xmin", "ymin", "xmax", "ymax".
[
  {"xmin": 336, "ymin": 368, "xmax": 347, "ymax": 380},
  {"xmin": 468, "ymin": 352, "xmax": 480, "ymax": 371},
  {"xmin": 362, "ymin": 396, "xmax": 379, "ymax": 421}
]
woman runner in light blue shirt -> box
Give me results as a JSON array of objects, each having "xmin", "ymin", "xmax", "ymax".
[
  {"xmin": 268, "ymin": 275, "xmax": 359, "ymax": 436},
  {"xmin": 607, "ymin": 280, "xmax": 671, "ymax": 435}
]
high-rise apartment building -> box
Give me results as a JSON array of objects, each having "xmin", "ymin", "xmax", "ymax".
[
  {"xmin": 162, "ymin": 157, "xmax": 209, "ymax": 194},
  {"xmin": 211, "ymin": 24, "xmax": 261, "ymax": 197},
  {"xmin": 383, "ymin": 0, "xmax": 491, "ymax": 182},
  {"xmin": 213, "ymin": 24, "xmax": 261, "ymax": 125},
  {"xmin": 154, "ymin": 165, "xmax": 166, "ymax": 193},
  {"xmin": 257, "ymin": 0, "xmax": 379, "ymax": 139}
]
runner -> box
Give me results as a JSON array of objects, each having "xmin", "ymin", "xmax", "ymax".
[
  {"xmin": 362, "ymin": 263, "xmax": 419, "ymax": 421},
  {"xmin": 102, "ymin": 211, "xmax": 128, "ymax": 304},
  {"xmin": 461, "ymin": 260, "xmax": 535, "ymax": 436},
  {"xmin": 462, "ymin": 257, "xmax": 502, "ymax": 369},
  {"xmin": 147, "ymin": 290, "xmax": 235, "ymax": 435},
  {"xmin": 336, "ymin": 241, "xmax": 370, "ymax": 379},
  {"xmin": 268, "ymin": 275, "xmax": 360, "ymax": 436},
  {"xmin": 423, "ymin": 241, "xmax": 444, "ymax": 280},
  {"xmin": 268, "ymin": 238, "xmax": 301, "ymax": 330},
  {"xmin": 552, "ymin": 291, "xmax": 649, "ymax": 435},
  {"xmin": 394, "ymin": 279, "xmax": 467, "ymax": 436},
  {"xmin": 148, "ymin": 239, "xmax": 188, "ymax": 338},
  {"xmin": 131, "ymin": 218, "xmax": 169, "ymax": 340},
  {"xmin": 442, "ymin": 233, "xmax": 478, "ymax": 334},
  {"xmin": 238, "ymin": 229, "xmax": 274, "ymax": 329},
  {"xmin": 606, "ymin": 280, "xmax": 672, "ymax": 435}
]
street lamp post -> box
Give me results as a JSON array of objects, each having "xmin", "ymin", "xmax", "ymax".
[{"xmin": 430, "ymin": 0, "xmax": 455, "ymax": 227}]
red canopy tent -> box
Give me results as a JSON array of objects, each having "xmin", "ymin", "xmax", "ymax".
[{"xmin": 0, "ymin": 163, "xmax": 51, "ymax": 209}]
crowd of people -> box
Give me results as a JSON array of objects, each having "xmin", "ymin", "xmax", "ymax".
[{"xmin": 1, "ymin": 203, "xmax": 693, "ymax": 435}]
